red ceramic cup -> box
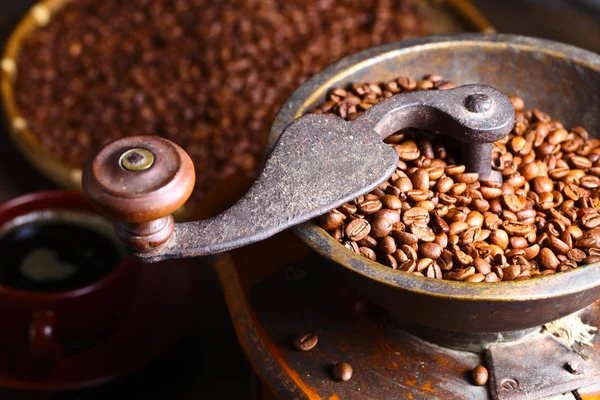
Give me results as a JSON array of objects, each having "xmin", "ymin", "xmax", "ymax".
[{"xmin": 0, "ymin": 191, "xmax": 139, "ymax": 377}]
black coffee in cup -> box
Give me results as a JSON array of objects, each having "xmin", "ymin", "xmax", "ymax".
[{"xmin": 0, "ymin": 214, "xmax": 122, "ymax": 292}]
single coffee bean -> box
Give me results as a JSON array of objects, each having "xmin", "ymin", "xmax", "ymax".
[
  {"xmin": 402, "ymin": 207, "xmax": 429, "ymax": 226},
  {"xmin": 370, "ymin": 216, "xmax": 394, "ymax": 239},
  {"xmin": 383, "ymin": 254, "xmax": 398, "ymax": 269},
  {"xmin": 445, "ymin": 165, "xmax": 465, "ymax": 175},
  {"xmin": 466, "ymin": 273, "xmax": 485, "ymax": 282},
  {"xmin": 395, "ymin": 140, "xmax": 420, "ymax": 161},
  {"xmin": 489, "ymin": 229, "xmax": 509, "ymax": 250},
  {"xmin": 339, "ymin": 203, "xmax": 357, "ymax": 216},
  {"xmin": 379, "ymin": 236, "xmax": 397, "ymax": 255},
  {"xmin": 381, "ymin": 195, "xmax": 402, "ymax": 210},
  {"xmin": 503, "ymin": 220, "xmax": 533, "ymax": 236},
  {"xmin": 346, "ymin": 219, "xmax": 371, "ymax": 242},
  {"xmin": 410, "ymin": 223, "xmax": 436, "ymax": 242},
  {"xmin": 319, "ymin": 210, "xmax": 346, "ymax": 230},
  {"xmin": 343, "ymin": 241, "xmax": 360, "ymax": 253},
  {"xmin": 582, "ymin": 212, "xmax": 600, "ymax": 229},
  {"xmin": 474, "ymin": 258, "xmax": 491, "ymax": 275},
  {"xmin": 332, "ymin": 362, "xmax": 353, "ymax": 382},
  {"xmin": 418, "ymin": 242, "xmax": 443, "ymax": 259},
  {"xmin": 547, "ymin": 236, "xmax": 570, "ymax": 255},
  {"xmin": 415, "ymin": 257, "xmax": 434, "ymax": 272},
  {"xmin": 538, "ymin": 248, "xmax": 560, "ymax": 270},
  {"xmin": 532, "ymin": 176, "xmax": 554, "ymax": 194},
  {"xmin": 360, "ymin": 247, "xmax": 377, "ymax": 261},
  {"xmin": 411, "ymin": 168, "xmax": 430, "ymax": 191},
  {"xmin": 357, "ymin": 236, "xmax": 378, "ymax": 249},
  {"xmin": 455, "ymin": 266, "xmax": 476, "ymax": 280},
  {"xmin": 503, "ymin": 265, "xmax": 521, "ymax": 281},
  {"xmin": 294, "ymin": 334, "xmax": 318, "ymax": 351},
  {"xmin": 392, "ymin": 230, "xmax": 419, "ymax": 245},
  {"xmin": 567, "ymin": 248, "xmax": 586, "ymax": 262},
  {"xmin": 358, "ymin": 199, "xmax": 382, "ymax": 215},
  {"xmin": 484, "ymin": 272, "xmax": 499, "ymax": 282}
]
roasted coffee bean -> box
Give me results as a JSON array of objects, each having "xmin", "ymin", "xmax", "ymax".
[
  {"xmin": 319, "ymin": 210, "xmax": 346, "ymax": 230},
  {"xmin": 317, "ymin": 75, "xmax": 600, "ymax": 282},
  {"xmin": 357, "ymin": 236, "xmax": 378, "ymax": 249},
  {"xmin": 370, "ymin": 216, "xmax": 394, "ymax": 239},
  {"xmin": 547, "ymin": 236, "xmax": 570, "ymax": 255},
  {"xmin": 392, "ymin": 230, "xmax": 419, "ymax": 245},
  {"xmin": 402, "ymin": 207, "xmax": 429, "ymax": 226},
  {"xmin": 339, "ymin": 203, "xmax": 357, "ymax": 216},
  {"xmin": 410, "ymin": 223, "xmax": 435, "ymax": 242},
  {"xmin": 346, "ymin": 219, "xmax": 371, "ymax": 242},
  {"xmin": 360, "ymin": 247, "xmax": 377, "ymax": 261},
  {"xmin": 343, "ymin": 241, "xmax": 360, "ymax": 253},
  {"xmin": 503, "ymin": 265, "xmax": 521, "ymax": 281},
  {"xmin": 538, "ymin": 248, "xmax": 560, "ymax": 270},
  {"xmin": 381, "ymin": 195, "xmax": 402, "ymax": 210},
  {"xmin": 416, "ymin": 257, "xmax": 434, "ymax": 272},
  {"xmin": 489, "ymin": 230, "xmax": 509, "ymax": 250},
  {"xmin": 567, "ymin": 248, "xmax": 586, "ymax": 262},
  {"xmin": 332, "ymin": 362, "xmax": 353, "ymax": 382},
  {"xmin": 383, "ymin": 254, "xmax": 398, "ymax": 269},
  {"xmin": 532, "ymin": 177, "xmax": 554, "ymax": 194},
  {"xmin": 357, "ymin": 199, "xmax": 382, "ymax": 215},
  {"xmin": 396, "ymin": 141, "xmax": 421, "ymax": 161},
  {"xmin": 418, "ymin": 243, "xmax": 443, "ymax": 259},
  {"xmin": 379, "ymin": 236, "xmax": 397, "ymax": 255},
  {"xmin": 294, "ymin": 334, "xmax": 318, "ymax": 351},
  {"xmin": 474, "ymin": 258, "xmax": 491, "ymax": 275}
]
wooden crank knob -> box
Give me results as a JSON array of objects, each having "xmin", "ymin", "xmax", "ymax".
[{"xmin": 82, "ymin": 136, "xmax": 195, "ymax": 253}]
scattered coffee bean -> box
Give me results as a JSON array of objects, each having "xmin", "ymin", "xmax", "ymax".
[
  {"xmin": 472, "ymin": 365, "xmax": 489, "ymax": 386},
  {"xmin": 332, "ymin": 362, "xmax": 353, "ymax": 382},
  {"xmin": 294, "ymin": 333, "xmax": 318, "ymax": 351}
]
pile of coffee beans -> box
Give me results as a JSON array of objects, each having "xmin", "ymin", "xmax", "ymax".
[
  {"xmin": 315, "ymin": 74, "xmax": 600, "ymax": 282},
  {"xmin": 13, "ymin": 0, "xmax": 425, "ymax": 199}
]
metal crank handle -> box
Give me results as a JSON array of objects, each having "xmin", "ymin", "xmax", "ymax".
[{"xmin": 82, "ymin": 84, "xmax": 514, "ymax": 263}]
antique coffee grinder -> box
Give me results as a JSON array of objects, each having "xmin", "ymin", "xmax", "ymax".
[{"xmin": 82, "ymin": 34, "xmax": 600, "ymax": 399}]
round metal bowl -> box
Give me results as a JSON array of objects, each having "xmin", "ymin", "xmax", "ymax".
[{"xmin": 269, "ymin": 33, "xmax": 600, "ymax": 334}]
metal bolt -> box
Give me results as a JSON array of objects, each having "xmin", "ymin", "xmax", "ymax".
[
  {"xmin": 465, "ymin": 93, "xmax": 492, "ymax": 113},
  {"xmin": 120, "ymin": 148, "xmax": 155, "ymax": 171},
  {"xmin": 566, "ymin": 360, "xmax": 583, "ymax": 375},
  {"xmin": 500, "ymin": 378, "xmax": 519, "ymax": 391}
]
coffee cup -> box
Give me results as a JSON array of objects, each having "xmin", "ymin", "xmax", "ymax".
[{"xmin": 0, "ymin": 191, "xmax": 139, "ymax": 377}]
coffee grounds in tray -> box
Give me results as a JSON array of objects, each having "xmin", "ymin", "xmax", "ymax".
[
  {"xmin": 13, "ymin": 0, "xmax": 426, "ymax": 200},
  {"xmin": 313, "ymin": 74, "xmax": 600, "ymax": 282}
]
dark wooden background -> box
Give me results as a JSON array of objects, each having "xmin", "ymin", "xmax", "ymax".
[{"xmin": 0, "ymin": 0, "xmax": 598, "ymax": 398}]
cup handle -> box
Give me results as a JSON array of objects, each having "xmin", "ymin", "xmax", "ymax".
[{"xmin": 29, "ymin": 310, "xmax": 62, "ymax": 369}]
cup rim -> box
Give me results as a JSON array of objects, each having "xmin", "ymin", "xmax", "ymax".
[
  {"xmin": 0, "ymin": 190, "xmax": 136, "ymax": 301},
  {"xmin": 269, "ymin": 33, "xmax": 600, "ymax": 302}
]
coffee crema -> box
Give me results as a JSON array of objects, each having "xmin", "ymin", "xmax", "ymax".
[{"xmin": 0, "ymin": 213, "xmax": 122, "ymax": 292}]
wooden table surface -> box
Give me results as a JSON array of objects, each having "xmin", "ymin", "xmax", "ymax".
[{"xmin": 0, "ymin": 1, "xmax": 598, "ymax": 399}]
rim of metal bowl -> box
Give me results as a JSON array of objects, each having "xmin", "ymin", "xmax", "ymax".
[
  {"xmin": 268, "ymin": 33, "xmax": 600, "ymax": 302},
  {"xmin": 0, "ymin": 0, "xmax": 79, "ymax": 190}
]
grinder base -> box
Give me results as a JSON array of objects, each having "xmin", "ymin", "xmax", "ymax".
[{"xmin": 221, "ymin": 243, "xmax": 600, "ymax": 400}]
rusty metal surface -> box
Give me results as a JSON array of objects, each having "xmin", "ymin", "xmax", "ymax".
[
  {"xmin": 250, "ymin": 253, "xmax": 487, "ymax": 399},
  {"xmin": 123, "ymin": 84, "xmax": 512, "ymax": 263},
  {"xmin": 242, "ymin": 250, "xmax": 600, "ymax": 399},
  {"xmin": 487, "ymin": 334, "xmax": 600, "ymax": 400},
  {"xmin": 267, "ymin": 34, "xmax": 600, "ymax": 333}
]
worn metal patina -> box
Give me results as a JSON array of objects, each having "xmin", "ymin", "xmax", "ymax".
[{"xmin": 270, "ymin": 33, "xmax": 600, "ymax": 334}]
